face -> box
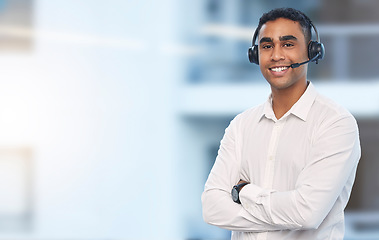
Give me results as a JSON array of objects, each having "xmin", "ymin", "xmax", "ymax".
[{"xmin": 258, "ymin": 18, "xmax": 308, "ymax": 91}]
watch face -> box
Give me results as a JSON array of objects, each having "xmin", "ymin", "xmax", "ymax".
[{"xmin": 231, "ymin": 187, "xmax": 239, "ymax": 202}]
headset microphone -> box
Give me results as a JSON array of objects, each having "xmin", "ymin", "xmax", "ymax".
[{"xmin": 290, "ymin": 52, "xmax": 320, "ymax": 68}]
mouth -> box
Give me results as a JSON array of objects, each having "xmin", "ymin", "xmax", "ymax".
[{"xmin": 269, "ymin": 66, "xmax": 290, "ymax": 72}]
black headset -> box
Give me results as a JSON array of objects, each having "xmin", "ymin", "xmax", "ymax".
[{"xmin": 248, "ymin": 20, "xmax": 325, "ymax": 66}]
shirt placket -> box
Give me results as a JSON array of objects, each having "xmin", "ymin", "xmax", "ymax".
[{"xmin": 257, "ymin": 120, "xmax": 284, "ymax": 240}]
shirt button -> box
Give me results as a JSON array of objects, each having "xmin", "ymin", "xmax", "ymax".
[{"xmin": 269, "ymin": 156, "xmax": 274, "ymax": 161}]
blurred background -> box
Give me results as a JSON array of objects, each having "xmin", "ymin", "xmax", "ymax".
[{"xmin": 0, "ymin": 0, "xmax": 378, "ymax": 239}]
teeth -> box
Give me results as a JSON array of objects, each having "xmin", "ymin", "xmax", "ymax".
[{"xmin": 271, "ymin": 66, "xmax": 289, "ymax": 72}]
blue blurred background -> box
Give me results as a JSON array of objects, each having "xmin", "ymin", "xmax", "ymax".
[{"xmin": 0, "ymin": 0, "xmax": 378, "ymax": 239}]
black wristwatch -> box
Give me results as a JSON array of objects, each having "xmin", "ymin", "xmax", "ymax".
[{"xmin": 231, "ymin": 182, "xmax": 249, "ymax": 204}]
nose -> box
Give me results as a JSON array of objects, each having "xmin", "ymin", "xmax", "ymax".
[{"xmin": 271, "ymin": 46, "xmax": 285, "ymax": 62}]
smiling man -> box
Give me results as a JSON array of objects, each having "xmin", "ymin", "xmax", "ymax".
[{"xmin": 201, "ymin": 8, "xmax": 361, "ymax": 240}]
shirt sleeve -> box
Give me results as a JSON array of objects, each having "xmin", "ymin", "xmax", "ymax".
[{"xmin": 202, "ymin": 113, "xmax": 361, "ymax": 232}]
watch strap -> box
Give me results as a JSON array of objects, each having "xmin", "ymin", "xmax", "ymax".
[
  {"xmin": 233, "ymin": 182, "xmax": 249, "ymax": 204},
  {"xmin": 235, "ymin": 182, "xmax": 249, "ymax": 192}
]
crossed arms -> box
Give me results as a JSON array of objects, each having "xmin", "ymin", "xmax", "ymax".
[{"xmin": 201, "ymin": 113, "xmax": 361, "ymax": 232}]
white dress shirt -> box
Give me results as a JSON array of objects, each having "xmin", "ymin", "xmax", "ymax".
[{"xmin": 202, "ymin": 82, "xmax": 361, "ymax": 240}]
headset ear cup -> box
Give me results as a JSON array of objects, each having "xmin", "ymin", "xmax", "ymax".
[
  {"xmin": 248, "ymin": 45, "xmax": 259, "ymax": 65},
  {"xmin": 308, "ymin": 41, "xmax": 325, "ymax": 62},
  {"xmin": 317, "ymin": 42, "xmax": 325, "ymax": 60}
]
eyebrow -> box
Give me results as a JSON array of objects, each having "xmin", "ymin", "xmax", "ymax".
[
  {"xmin": 259, "ymin": 35, "xmax": 298, "ymax": 44},
  {"xmin": 259, "ymin": 37, "xmax": 273, "ymax": 44},
  {"xmin": 279, "ymin": 35, "xmax": 298, "ymax": 41}
]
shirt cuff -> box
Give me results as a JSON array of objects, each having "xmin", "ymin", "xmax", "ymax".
[
  {"xmin": 239, "ymin": 183, "xmax": 276, "ymax": 221},
  {"xmin": 239, "ymin": 183, "xmax": 265, "ymax": 205}
]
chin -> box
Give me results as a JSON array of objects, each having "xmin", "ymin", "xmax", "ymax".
[{"xmin": 267, "ymin": 79, "xmax": 294, "ymax": 90}]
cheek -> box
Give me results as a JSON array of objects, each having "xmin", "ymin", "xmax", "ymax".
[
  {"xmin": 258, "ymin": 50, "xmax": 269, "ymax": 64},
  {"xmin": 298, "ymin": 47, "xmax": 309, "ymax": 60},
  {"xmin": 287, "ymin": 51, "xmax": 305, "ymax": 62},
  {"xmin": 258, "ymin": 53, "xmax": 271, "ymax": 70},
  {"xmin": 259, "ymin": 63, "xmax": 265, "ymax": 73},
  {"xmin": 259, "ymin": 64, "xmax": 270, "ymax": 79}
]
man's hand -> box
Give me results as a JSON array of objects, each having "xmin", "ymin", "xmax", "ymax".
[
  {"xmin": 238, "ymin": 179, "xmax": 249, "ymax": 185},
  {"xmin": 237, "ymin": 179, "xmax": 249, "ymax": 191}
]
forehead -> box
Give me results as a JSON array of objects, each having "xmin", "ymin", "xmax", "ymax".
[{"xmin": 259, "ymin": 18, "xmax": 305, "ymax": 41}]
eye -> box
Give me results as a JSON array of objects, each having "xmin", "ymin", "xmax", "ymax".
[
  {"xmin": 283, "ymin": 43, "xmax": 294, "ymax": 47},
  {"xmin": 262, "ymin": 44, "xmax": 272, "ymax": 49}
]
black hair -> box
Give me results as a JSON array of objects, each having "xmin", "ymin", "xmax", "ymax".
[{"xmin": 253, "ymin": 8, "xmax": 313, "ymax": 44}]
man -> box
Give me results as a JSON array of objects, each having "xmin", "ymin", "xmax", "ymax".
[{"xmin": 201, "ymin": 8, "xmax": 361, "ymax": 240}]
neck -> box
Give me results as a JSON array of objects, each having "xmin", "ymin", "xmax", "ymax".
[{"xmin": 271, "ymin": 80, "xmax": 309, "ymax": 119}]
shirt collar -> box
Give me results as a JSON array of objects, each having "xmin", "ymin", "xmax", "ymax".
[
  {"xmin": 290, "ymin": 82, "xmax": 317, "ymax": 121},
  {"xmin": 260, "ymin": 82, "xmax": 318, "ymax": 122},
  {"xmin": 260, "ymin": 97, "xmax": 275, "ymax": 121}
]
